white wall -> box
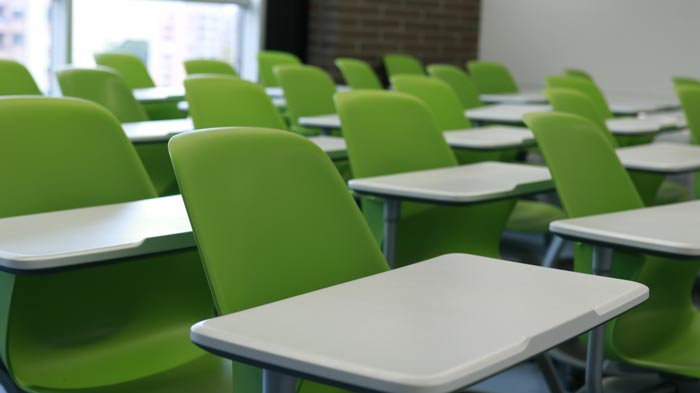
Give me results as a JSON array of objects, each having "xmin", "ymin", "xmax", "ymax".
[{"xmin": 478, "ymin": 0, "xmax": 700, "ymax": 99}]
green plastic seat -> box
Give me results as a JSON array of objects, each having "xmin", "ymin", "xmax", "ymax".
[
  {"xmin": 467, "ymin": 61, "xmax": 519, "ymax": 94},
  {"xmin": 185, "ymin": 75, "xmax": 286, "ymax": 130},
  {"xmin": 57, "ymin": 67, "xmax": 148, "ymax": 123},
  {"xmin": 676, "ymin": 85, "xmax": 700, "ymax": 197},
  {"xmin": 524, "ymin": 111, "xmax": 700, "ymax": 380},
  {"xmin": 545, "ymin": 87, "xmax": 690, "ymax": 206},
  {"xmin": 336, "ymin": 90, "xmax": 516, "ymax": 266},
  {"xmin": 170, "ymin": 127, "xmax": 386, "ymax": 393},
  {"xmin": 184, "ymin": 59, "xmax": 238, "ymax": 77},
  {"xmin": 426, "ymin": 64, "xmax": 483, "ymax": 109},
  {"xmin": 56, "ymin": 67, "xmax": 178, "ymax": 196},
  {"xmin": 564, "ymin": 68, "xmax": 593, "ymax": 80},
  {"xmin": 335, "ymin": 58, "xmax": 382, "ymax": 90},
  {"xmin": 257, "ymin": 50, "xmax": 301, "ymax": 87},
  {"xmin": 94, "ymin": 52, "xmax": 155, "ymax": 89},
  {"xmin": 383, "ymin": 53, "xmax": 424, "ymax": 78},
  {"xmin": 275, "ymin": 65, "xmax": 337, "ymax": 136},
  {"xmin": 94, "ymin": 52, "xmax": 185, "ymax": 120},
  {"xmin": 0, "ymin": 59, "xmax": 42, "ymax": 95},
  {"xmin": 672, "ymin": 76, "xmax": 700, "ymax": 88},
  {"xmin": 0, "ymin": 96, "xmax": 228, "ymax": 392},
  {"xmin": 392, "ymin": 75, "xmax": 564, "ymax": 242}
]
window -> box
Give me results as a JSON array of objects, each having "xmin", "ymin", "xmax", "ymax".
[
  {"xmin": 0, "ymin": 1, "xmax": 52, "ymax": 89},
  {"xmin": 0, "ymin": 0, "xmax": 264, "ymax": 93},
  {"xmin": 72, "ymin": 0, "xmax": 244, "ymax": 87}
]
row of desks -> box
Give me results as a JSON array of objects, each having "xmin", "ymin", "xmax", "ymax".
[
  {"xmin": 121, "ymin": 117, "xmax": 700, "ymax": 174},
  {"xmin": 0, "ymin": 155, "xmax": 659, "ymax": 392}
]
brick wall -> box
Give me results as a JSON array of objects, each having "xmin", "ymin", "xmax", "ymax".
[{"xmin": 307, "ymin": 0, "xmax": 482, "ymax": 84}]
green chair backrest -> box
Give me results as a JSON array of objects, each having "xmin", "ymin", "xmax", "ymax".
[
  {"xmin": 335, "ymin": 58, "xmax": 382, "ymax": 90},
  {"xmin": 185, "ymin": 75, "xmax": 286, "ymax": 130},
  {"xmin": 392, "ymin": 75, "xmax": 471, "ymax": 131},
  {"xmin": 0, "ymin": 59, "xmax": 42, "ymax": 95},
  {"xmin": 547, "ymin": 75, "xmax": 613, "ymax": 119},
  {"xmin": 336, "ymin": 90, "xmax": 515, "ymax": 265},
  {"xmin": 184, "ymin": 59, "xmax": 238, "ymax": 77},
  {"xmin": 673, "ymin": 76, "xmax": 700, "ymax": 88},
  {"xmin": 467, "ymin": 61, "xmax": 519, "ymax": 94},
  {"xmin": 564, "ymin": 68, "xmax": 593, "ymax": 80},
  {"xmin": 0, "ymin": 96, "xmax": 155, "ymax": 217},
  {"xmin": 94, "ymin": 52, "xmax": 155, "ymax": 89},
  {"xmin": 427, "ymin": 64, "xmax": 482, "ymax": 109},
  {"xmin": 257, "ymin": 50, "xmax": 302, "ymax": 87},
  {"xmin": 0, "ymin": 98, "xmax": 217, "ymax": 392},
  {"xmin": 676, "ymin": 86, "xmax": 700, "ymax": 145},
  {"xmin": 336, "ymin": 90, "xmax": 456, "ymax": 177},
  {"xmin": 544, "ymin": 87, "xmax": 616, "ymax": 147},
  {"xmin": 56, "ymin": 67, "xmax": 149, "ymax": 123},
  {"xmin": 524, "ymin": 112, "xmax": 643, "ymax": 219},
  {"xmin": 383, "ymin": 54, "xmax": 424, "ymax": 78},
  {"xmin": 169, "ymin": 128, "xmax": 388, "ymax": 392},
  {"xmin": 275, "ymin": 65, "xmax": 336, "ymax": 132}
]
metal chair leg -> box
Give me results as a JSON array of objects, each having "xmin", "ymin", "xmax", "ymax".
[{"xmin": 543, "ymin": 235, "xmax": 566, "ymax": 268}]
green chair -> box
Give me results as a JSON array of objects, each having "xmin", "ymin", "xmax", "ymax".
[
  {"xmin": 467, "ymin": 61, "xmax": 518, "ymax": 94},
  {"xmin": 95, "ymin": 52, "xmax": 185, "ymax": 120},
  {"xmin": 524, "ymin": 111, "xmax": 700, "ymax": 384},
  {"xmin": 392, "ymin": 75, "xmax": 565, "ymax": 265},
  {"xmin": 335, "ymin": 58, "xmax": 382, "ymax": 90},
  {"xmin": 673, "ymin": 76, "xmax": 700, "ymax": 88},
  {"xmin": 184, "ymin": 59, "xmax": 238, "ymax": 77},
  {"xmin": 274, "ymin": 65, "xmax": 337, "ymax": 136},
  {"xmin": 675, "ymin": 85, "xmax": 700, "ymax": 197},
  {"xmin": 56, "ymin": 67, "xmax": 179, "ymax": 196},
  {"xmin": 564, "ymin": 68, "xmax": 593, "ymax": 80},
  {"xmin": 426, "ymin": 64, "xmax": 483, "ymax": 109},
  {"xmin": 94, "ymin": 52, "xmax": 155, "ymax": 89},
  {"xmin": 545, "ymin": 87, "xmax": 690, "ymax": 206},
  {"xmin": 185, "ymin": 75, "xmax": 286, "ymax": 130},
  {"xmin": 0, "ymin": 96, "xmax": 228, "ymax": 393},
  {"xmin": 383, "ymin": 53, "xmax": 424, "ymax": 78},
  {"xmin": 257, "ymin": 50, "xmax": 301, "ymax": 87},
  {"xmin": 170, "ymin": 127, "xmax": 386, "ymax": 393},
  {"xmin": 336, "ymin": 90, "xmax": 516, "ymax": 266},
  {"xmin": 0, "ymin": 59, "xmax": 42, "ymax": 95}
]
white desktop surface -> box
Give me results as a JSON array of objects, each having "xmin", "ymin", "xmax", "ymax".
[
  {"xmin": 465, "ymin": 104, "xmax": 551, "ymax": 124},
  {"xmin": 605, "ymin": 118, "xmax": 662, "ymax": 135},
  {"xmin": 348, "ymin": 162, "xmax": 552, "ymax": 204},
  {"xmin": 123, "ymin": 118, "xmax": 195, "ymax": 142},
  {"xmin": 551, "ymin": 200, "xmax": 700, "ymax": 257},
  {"xmin": 617, "ymin": 142, "xmax": 700, "ymax": 173},
  {"xmin": 299, "ymin": 114, "xmax": 341, "ymax": 129},
  {"xmin": 0, "ymin": 196, "xmax": 192, "ymax": 272},
  {"xmin": 480, "ymin": 90, "xmax": 547, "ymax": 105},
  {"xmin": 444, "ymin": 126, "xmax": 535, "ymax": 150},
  {"xmin": 133, "ymin": 86, "xmax": 186, "ymax": 103},
  {"xmin": 191, "ymin": 254, "xmax": 648, "ymax": 393}
]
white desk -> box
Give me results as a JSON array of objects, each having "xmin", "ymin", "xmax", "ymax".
[
  {"xmin": 133, "ymin": 86, "xmax": 186, "ymax": 104},
  {"xmin": 608, "ymin": 97, "xmax": 680, "ymax": 116},
  {"xmin": 444, "ymin": 126, "xmax": 535, "ymax": 150},
  {"xmin": 348, "ymin": 162, "xmax": 552, "ymax": 265},
  {"xmin": 638, "ymin": 110, "xmax": 687, "ymax": 129},
  {"xmin": 617, "ymin": 143, "xmax": 700, "ymax": 174},
  {"xmin": 123, "ymin": 118, "xmax": 195, "ymax": 143},
  {"xmin": 550, "ymin": 201, "xmax": 700, "ymax": 393},
  {"xmin": 655, "ymin": 129, "xmax": 691, "ymax": 144},
  {"xmin": 0, "ymin": 196, "xmax": 193, "ymax": 273},
  {"xmin": 122, "ymin": 120, "xmax": 347, "ymax": 159},
  {"xmin": 265, "ymin": 85, "xmax": 349, "ymax": 99},
  {"xmin": 465, "ymin": 104, "xmax": 666, "ymax": 136},
  {"xmin": 466, "ymin": 104, "xmax": 551, "ymax": 125},
  {"xmin": 480, "ymin": 90, "xmax": 548, "ymax": 105},
  {"xmin": 191, "ymin": 254, "xmax": 647, "ymax": 393},
  {"xmin": 298, "ymin": 113, "xmax": 340, "ymax": 134}
]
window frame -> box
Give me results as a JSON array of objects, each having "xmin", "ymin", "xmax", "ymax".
[{"xmin": 47, "ymin": 0, "xmax": 264, "ymax": 91}]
